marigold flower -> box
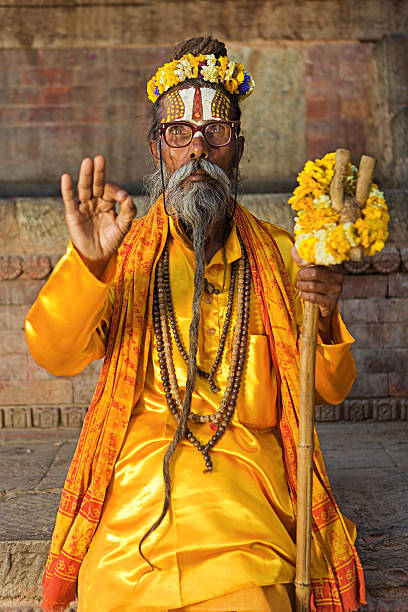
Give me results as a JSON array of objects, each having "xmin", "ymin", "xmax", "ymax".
[{"xmin": 289, "ymin": 152, "xmax": 389, "ymax": 265}]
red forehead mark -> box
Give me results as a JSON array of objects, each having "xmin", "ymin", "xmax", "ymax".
[{"xmin": 193, "ymin": 88, "xmax": 202, "ymax": 120}]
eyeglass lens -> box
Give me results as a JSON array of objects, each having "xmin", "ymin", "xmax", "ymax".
[{"xmin": 164, "ymin": 122, "xmax": 232, "ymax": 147}]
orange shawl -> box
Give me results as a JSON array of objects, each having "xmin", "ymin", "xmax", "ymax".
[{"xmin": 42, "ymin": 199, "xmax": 365, "ymax": 612}]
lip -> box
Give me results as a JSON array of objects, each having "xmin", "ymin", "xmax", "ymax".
[{"xmin": 185, "ymin": 171, "xmax": 208, "ymax": 182}]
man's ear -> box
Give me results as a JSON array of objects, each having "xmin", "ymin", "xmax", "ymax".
[{"xmin": 149, "ymin": 140, "xmax": 160, "ymax": 167}]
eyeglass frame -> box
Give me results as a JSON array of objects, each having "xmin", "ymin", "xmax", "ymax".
[{"xmin": 159, "ymin": 120, "xmax": 240, "ymax": 148}]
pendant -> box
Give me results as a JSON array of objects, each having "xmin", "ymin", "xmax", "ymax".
[{"xmin": 204, "ymin": 278, "xmax": 220, "ymax": 295}]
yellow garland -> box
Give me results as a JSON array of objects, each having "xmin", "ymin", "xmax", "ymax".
[
  {"xmin": 147, "ymin": 53, "xmax": 255, "ymax": 103},
  {"xmin": 288, "ymin": 152, "xmax": 389, "ymax": 265}
]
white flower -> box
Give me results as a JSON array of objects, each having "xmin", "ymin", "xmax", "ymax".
[
  {"xmin": 201, "ymin": 56, "xmax": 219, "ymax": 82},
  {"xmin": 315, "ymin": 240, "xmax": 339, "ymax": 265},
  {"xmin": 313, "ymin": 194, "xmax": 331, "ymax": 209},
  {"xmin": 295, "ymin": 232, "xmax": 313, "ymax": 245},
  {"xmin": 178, "ymin": 58, "xmax": 195, "ymax": 79},
  {"xmin": 369, "ymin": 186, "xmax": 384, "ymax": 199},
  {"xmin": 343, "ymin": 222, "xmax": 359, "ymax": 247},
  {"xmin": 224, "ymin": 60, "xmax": 235, "ymax": 80}
]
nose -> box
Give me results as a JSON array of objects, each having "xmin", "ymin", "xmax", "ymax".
[{"xmin": 189, "ymin": 132, "xmax": 210, "ymax": 159}]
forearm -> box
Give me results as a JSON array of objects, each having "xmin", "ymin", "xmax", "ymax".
[{"xmin": 25, "ymin": 243, "xmax": 116, "ymax": 376}]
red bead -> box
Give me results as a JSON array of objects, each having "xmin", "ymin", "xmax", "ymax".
[{"xmin": 210, "ymin": 423, "xmax": 217, "ymax": 431}]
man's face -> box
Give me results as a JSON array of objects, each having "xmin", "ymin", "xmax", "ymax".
[{"xmin": 149, "ymin": 85, "xmax": 244, "ymax": 181}]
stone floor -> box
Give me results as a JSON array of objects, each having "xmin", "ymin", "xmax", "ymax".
[{"xmin": 0, "ymin": 422, "xmax": 407, "ymax": 611}]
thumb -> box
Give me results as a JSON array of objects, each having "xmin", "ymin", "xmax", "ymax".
[{"xmin": 291, "ymin": 243, "xmax": 312, "ymax": 268}]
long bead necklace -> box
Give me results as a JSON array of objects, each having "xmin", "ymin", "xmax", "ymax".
[
  {"xmin": 162, "ymin": 245, "xmax": 237, "ymax": 393},
  {"xmin": 153, "ymin": 240, "xmax": 251, "ymax": 472}
]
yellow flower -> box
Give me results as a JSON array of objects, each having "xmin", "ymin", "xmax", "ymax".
[
  {"xmin": 325, "ymin": 225, "xmax": 351, "ymax": 262},
  {"xmin": 218, "ymin": 56, "xmax": 229, "ymax": 79},
  {"xmin": 289, "ymin": 151, "xmax": 389, "ymax": 265},
  {"xmin": 147, "ymin": 78, "xmax": 158, "ymax": 102},
  {"xmin": 224, "ymin": 78, "xmax": 239, "ymax": 94},
  {"xmin": 233, "ymin": 62, "xmax": 246, "ymax": 84},
  {"xmin": 295, "ymin": 207, "xmax": 338, "ymax": 233},
  {"xmin": 297, "ymin": 237, "xmax": 318, "ymax": 263}
]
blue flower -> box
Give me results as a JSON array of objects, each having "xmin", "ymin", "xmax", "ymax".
[
  {"xmin": 238, "ymin": 73, "xmax": 251, "ymax": 95},
  {"xmin": 154, "ymin": 86, "xmax": 159, "ymax": 96}
]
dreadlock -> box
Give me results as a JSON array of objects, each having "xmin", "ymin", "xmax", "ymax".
[{"xmin": 140, "ymin": 36, "xmax": 240, "ymax": 568}]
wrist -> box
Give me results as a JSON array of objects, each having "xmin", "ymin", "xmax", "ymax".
[
  {"xmin": 75, "ymin": 250, "xmax": 112, "ymax": 281},
  {"xmin": 318, "ymin": 313, "xmax": 334, "ymax": 344}
]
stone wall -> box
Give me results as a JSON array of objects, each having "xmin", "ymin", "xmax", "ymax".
[
  {"xmin": 0, "ymin": 1, "xmax": 407, "ymax": 195},
  {"xmin": 0, "ymin": 192, "xmax": 407, "ymax": 428},
  {"xmin": 0, "ymin": 1, "xmax": 407, "ymax": 427}
]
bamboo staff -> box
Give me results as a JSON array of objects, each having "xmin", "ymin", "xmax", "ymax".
[{"xmin": 295, "ymin": 149, "xmax": 375, "ymax": 611}]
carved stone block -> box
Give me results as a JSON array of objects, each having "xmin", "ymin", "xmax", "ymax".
[
  {"xmin": 315, "ymin": 404, "xmax": 339, "ymax": 421},
  {"xmin": 3, "ymin": 406, "xmax": 32, "ymax": 428},
  {"xmin": 372, "ymin": 398, "xmax": 400, "ymax": 420},
  {"xmin": 343, "ymin": 259, "xmax": 371, "ymax": 274},
  {"xmin": 0, "ymin": 255, "xmax": 23, "ymax": 280},
  {"xmin": 372, "ymin": 246, "xmax": 401, "ymax": 273},
  {"xmin": 343, "ymin": 399, "xmax": 370, "ymax": 421},
  {"xmin": 60, "ymin": 406, "xmax": 86, "ymax": 428},
  {"xmin": 31, "ymin": 406, "xmax": 59, "ymax": 428},
  {"xmin": 22, "ymin": 255, "xmax": 52, "ymax": 280}
]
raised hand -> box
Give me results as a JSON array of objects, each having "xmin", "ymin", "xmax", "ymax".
[
  {"xmin": 61, "ymin": 155, "xmax": 137, "ymax": 279},
  {"xmin": 291, "ymin": 244, "xmax": 344, "ymax": 343}
]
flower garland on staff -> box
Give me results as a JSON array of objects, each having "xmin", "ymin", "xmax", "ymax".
[
  {"xmin": 289, "ymin": 152, "xmax": 389, "ymax": 265},
  {"xmin": 147, "ymin": 53, "xmax": 255, "ymax": 102}
]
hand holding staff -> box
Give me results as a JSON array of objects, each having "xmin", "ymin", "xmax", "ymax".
[{"xmin": 295, "ymin": 149, "xmax": 375, "ymax": 612}]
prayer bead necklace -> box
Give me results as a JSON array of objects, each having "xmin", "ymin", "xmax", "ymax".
[
  {"xmin": 162, "ymin": 245, "xmax": 237, "ymax": 393},
  {"xmin": 153, "ymin": 241, "xmax": 251, "ymax": 471}
]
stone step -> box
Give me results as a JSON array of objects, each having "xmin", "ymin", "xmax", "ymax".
[{"xmin": 1, "ymin": 423, "xmax": 407, "ymax": 611}]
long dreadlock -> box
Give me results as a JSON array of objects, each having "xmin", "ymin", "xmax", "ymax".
[{"xmin": 139, "ymin": 36, "xmax": 241, "ymax": 568}]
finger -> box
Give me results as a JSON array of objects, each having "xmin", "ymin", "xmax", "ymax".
[
  {"xmin": 297, "ymin": 279, "xmax": 342, "ymax": 298},
  {"xmin": 101, "ymin": 182, "xmax": 129, "ymax": 203},
  {"xmin": 299, "ymin": 291, "xmax": 337, "ymax": 317},
  {"xmin": 77, "ymin": 157, "xmax": 94, "ymax": 202},
  {"xmin": 61, "ymin": 173, "xmax": 78, "ymax": 215},
  {"xmin": 291, "ymin": 244, "xmax": 312, "ymax": 267},
  {"xmin": 93, "ymin": 154, "xmax": 106, "ymax": 198},
  {"xmin": 298, "ymin": 265, "xmax": 344, "ymax": 286},
  {"xmin": 117, "ymin": 195, "xmax": 137, "ymax": 232}
]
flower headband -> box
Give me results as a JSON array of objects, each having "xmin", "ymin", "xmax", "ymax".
[{"xmin": 147, "ymin": 52, "xmax": 255, "ymax": 103}]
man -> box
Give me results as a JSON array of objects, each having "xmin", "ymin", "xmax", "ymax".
[{"xmin": 25, "ymin": 36, "xmax": 365, "ymax": 612}]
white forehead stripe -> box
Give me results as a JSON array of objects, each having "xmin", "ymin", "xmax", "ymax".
[
  {"xmin": 201, "ymin": 88, "xmax": 217, "ymax": 120},
  {"xmin": 178, "ymin": 86, "xmax": 218, "ymax": 122},
  {"xmin": 178, "ymin": 88, "xmax": 195, "ymax": 121}
]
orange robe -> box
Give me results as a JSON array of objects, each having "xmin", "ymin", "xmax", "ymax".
[{"xmin": 26, "ymin": 213, "xmax": 356, "ymax": 611}]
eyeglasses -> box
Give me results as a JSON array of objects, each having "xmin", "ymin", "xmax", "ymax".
[{"xmin": 159, "ymin": 120, "xmax": 240, "ymax": 148}]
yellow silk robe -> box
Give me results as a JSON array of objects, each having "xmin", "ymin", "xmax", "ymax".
[{"xmin": 26, "ymin": 217, "xmax": 356, "ymax": 612}]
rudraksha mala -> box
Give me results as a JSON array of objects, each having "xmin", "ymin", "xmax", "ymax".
[
  {"xmin": 162, "ymin": 246, "xmax": 237, "ymax": 393},
  {"xmin": 153, "ymin": 238, "xmax": 251, "ymax": 472}
]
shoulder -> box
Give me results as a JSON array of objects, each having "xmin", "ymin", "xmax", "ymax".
[{"xmin": 239, "ymin": 204, "xmax": 295, "ymax": 265}]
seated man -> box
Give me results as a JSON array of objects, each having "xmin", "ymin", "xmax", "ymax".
[{"xmin": 25, "ymin": 35, "xmax": 365, "ymax": 612}]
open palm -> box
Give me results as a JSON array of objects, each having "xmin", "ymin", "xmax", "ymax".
[{"xmin": 61, "ymin": 155, "xmax": 136, "ymax": 275}]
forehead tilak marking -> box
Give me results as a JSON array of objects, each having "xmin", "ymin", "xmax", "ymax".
[
  {"xmin": 177, "ymin": 87, "xmax": 227, "ymax": 122},
  {"xmin": 193, "ymin": 88, "xmax": 202, "ymax": 120},
  {"xmin": 162, "ymin": 90, "xmax": 185, "ymax": 122},
  {"xmin": 211, "ymin": 88, "xmax": 231, "ymax": 120}
]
